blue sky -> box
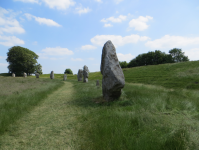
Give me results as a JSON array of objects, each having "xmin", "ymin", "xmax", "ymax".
[{"xmin": 0, "ymin": 0, "xmax": 199, "ymax": 74}]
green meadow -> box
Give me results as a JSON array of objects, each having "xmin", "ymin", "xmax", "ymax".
[{"xmin": 0, "ymin": 61, "xmax": 199, "ymax": 149}]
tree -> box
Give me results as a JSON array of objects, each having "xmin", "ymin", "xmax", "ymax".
[
  {"xmin": 169, "ymin": 48, "xmax": 189, "ymax": 62},
  {"xmin": 64, "ymin": 68, "xmax": 73, "ymax": 74},
  {"xmin": 6, "ymin": 46, "xmax": 39, "ymax": 76},
  {"xmin": 119, "ymin": 61, "xmax": 128, "ymax": 68},
  {"xmin": 35, "ymin": 63, "xmax": 43, "ymax": 74}
]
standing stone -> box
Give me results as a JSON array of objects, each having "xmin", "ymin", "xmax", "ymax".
[
  {"xmin": 50, "ymin": 71, "xmax": 54, "ymax": 79},
  {"xmin": 100, "ymin": 40, "xmax": 125, "ymax": 101},
  {"xmin": 83, "ymin": 65, "xmax": 89, "ymax": 83},
  {"xmin": 96, "ymin": 80, "xmax": 99, "ymax": 86},
  {"xmin": 63, "ymin": 74, "xmax": 67, "ymax": 81},
  {"xmin": 77, "ymin": 69, "xmax": 83, "ymax": 81},
  {"xmin": 12, "ymin": 73, "xmax": 14, "ymax": 77},
  {"xmin": 23, "ymin": 72, "xmax": 27, "ymax": 78},
  {"xmin": 35, "ymin": 73, "xmax": 39, "ymax": 78}
]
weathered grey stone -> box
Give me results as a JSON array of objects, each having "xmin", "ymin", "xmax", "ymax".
[
  {"xmin": 23, "ymin": 72, "xmax": 27, "ymax": 78},
  {"xmin": 100, "ymin": 40, "xmax": 125, "ymax": 101},
  {"xmin": 50, "ymin": 71, "xmax": 54, "ymax": 79},
  {"xmin": 63, "ymin": 74, "xmax": 67, "ymax": 81},
  {"xmin": 35, "ymin": 73, "xmax": 39, "ymax": 78},
  {"xmin": 77, "ymin": 69, "xmax": 83, "ymax": 81},
  {"xmin": 83, "ymin": 65, "xmax": 89, "ymax": 83},
  {"xmin": 12, "ymin": 73, "xmax": 15, "ymax": 77},
  {"xmin": 96, "ymin": 80, "xmax": 99, "ymax": 86}
]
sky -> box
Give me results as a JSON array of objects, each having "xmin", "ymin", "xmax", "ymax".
[{"xmin": 0, "ymin": 0, "xmax": 199, "ymax": 74}]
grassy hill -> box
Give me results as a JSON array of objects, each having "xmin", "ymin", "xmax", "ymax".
[
  {"xmin": 0, "ymin": 61, "xmax": 199, "ymax": 149},
  {"xmin": 27, "ymin": 60, "xmax": 199, "ymax": 90}
]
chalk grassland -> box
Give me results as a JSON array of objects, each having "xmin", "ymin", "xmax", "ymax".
[
  {"xmin": 29, "ymin": 60, "xmax": 199, "ymax": 89},
  {"xmin": 0, "ymin": 82, "xmax": 82, "ymax": 149},
  {"xmin": 0, "ymin": 60, "xmax": 199, "ymax": 149},
  {"xmin": 0, "ymin": 77, "xmax": 64, "ymax": 135},
  {"xmin": 68, "ymin": 80, "xmax": 199, "ymax": 150}
]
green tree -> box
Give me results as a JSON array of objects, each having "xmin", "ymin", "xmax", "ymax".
[
  {"xmin": 6, "ymin": 46, "xmax": 39, "ymax": 76},
  {"xmin": 64, "ymin": 68, "xmax": 73, "ymax": 74},
  {"xmin": 35, "ymin": 63, "xmax": 43, "ymax": 74},
  {"xmin": 169, "ymin": 48, "xmax": 189, "ymax": 62},
  {"xmin": 119, "ymin": 61, "xmax": 128, "ymax": 68}
]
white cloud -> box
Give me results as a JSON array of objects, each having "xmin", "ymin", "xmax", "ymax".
[
  {"xmin": 41, "ymin": 46, "xmax": 74, "ymax": 55},
  {"xmin": 91, "ymin": 34, "xmax": 150, "ymax": 47},
  {"xmin": 95, "ymin": 0, "xmax": 102, "ymax": 2},
  {"xmin": 0, "ymin": 63, "xmax": 8, "ymax": 67},
  {"xmin": 71, "ymin": 58, "xmax": 83, "ymax": 61},
  {"xmin": 0, "ymin": 35, "xmax": 25, "ymax": 46},
  {"xmin": 145, "ymin": 35, "xmax": 199, "ymax": 49},
  {"xmin": 114, "ymin": 0, "xmax": 123, "ymax": 4},
  {"xmin": 101, "ymin": 15, "xmax": 127, "ymax": 23},
  {"xmin": 0, "ymin": 7, "xmax": 25, "ymax": 34},
  {"xmin": 42, "ymin": 0, "xmax": 75, "ymax": 10},
  {"xmin": 104, "ymin": 24, "xmax": 113, "ymax": 27},
  {"xmin": 24, "ymin": 13, "xmax": 61, "ymax": 27},
  {"xmin": 81, "ymin": 45, "xmax": 97, "ymax": 50},
  {"xmin": 184, "ymin": 48, "xmax": 199, "ymax": 61},
  {"xmin": 75, "ymin": 6, "xmax": 91, "ymax": 15},
  {"xmin": 14, "ymin": 0, "xmax": 40, "ymax": 4},
  {"xmin": 129, "ymin": 16, "xmax": 153, "ymax": 31},
  {"xmin": 117, "ymin": 53, "xmax": 134, "ymax": 62}
]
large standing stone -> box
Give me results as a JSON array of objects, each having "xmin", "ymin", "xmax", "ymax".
[
  {"xmin": 77, "ymin": 69, "xmax": 83, "ymax": 81},
  {"xmin": 63, "ymin": 74, "xmax": 67, "ymax": 81},
  {"xmin": 35, "ymin": 73, "xmax": 39, "ymax": 78},
  {"xmin": 23, "ymin": 72, "xmax": 27, "ymax": 78},
  {"xmin": 100, "ymin": 40, "xmax": 125, "ymax": 101},
  {"xmin": 12, "ymin": 73, "xmax": 15, "ymax": 77},
  {"xmin": 83, "ymin": 65, "xmax": 89, "ymax": 83},
  {"xmin": 50, "ymin": 71, "xmax": 54, "ymax": 79}
]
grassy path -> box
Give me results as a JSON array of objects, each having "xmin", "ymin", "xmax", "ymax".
[{"xmin": 0, "ymin": 81, "xmax": 80, "ymax": 150}]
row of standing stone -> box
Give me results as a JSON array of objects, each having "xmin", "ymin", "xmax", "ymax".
[
  {"xmin": 12, "ymin": 72, "xmax": 39, "ymax": 78},
  {"xmin": 77, "ymin": 65, "xmax": 89, "ymax": 82},
  {"xmin": 11, "ymin": 40, "xmax": 125, "ymax": 101}
]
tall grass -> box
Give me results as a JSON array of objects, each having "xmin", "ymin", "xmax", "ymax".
[
  {"xmin": 0, "ymin": 77, "xmax": 64, "ymax": 135},
  {"xmin": 67, "ymin": 80, "xmax": 199, "ymax": 150}
]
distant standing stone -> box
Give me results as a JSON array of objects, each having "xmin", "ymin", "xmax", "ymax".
[
  {"xmin": 23, "ymin": 72, "xmax": 27, "ymax": 78},
  {"xmin": 83, "ymin": 65, "xmax": 89, "ymax": 83},
  {"xmin": 12, "ymin": 73, "xmax": 15, "ymax": 77},
  {"xmin": 63, "ymin": 74, "xmax": 67, "ymax": 81},
  {"xmin": 50, "ymin": 71, "xmax": 54, "ymax": 79},
  {"xmin": 96, "ymin": 80, "xmax": 99, "ymax": 86},
  {"xmin": 35, "ymin": 73, "xmax": 39, "ymax": 78},
  {"xmin": 100, "ymin": 40, "xmax": 125, "ymax": 101},
  {"xmin": 77, "ymin": 69, "xmax": 83, "ymax": 81}
]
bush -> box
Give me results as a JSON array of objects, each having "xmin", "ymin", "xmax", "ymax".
[{"xmin": 64, "ymin": 68, "xmax": 73, "ymax": 74}]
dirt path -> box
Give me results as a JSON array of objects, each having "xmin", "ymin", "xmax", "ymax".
[{"xmin": 0, "ymin": 81, "xmax": 80, "ymax": 150}]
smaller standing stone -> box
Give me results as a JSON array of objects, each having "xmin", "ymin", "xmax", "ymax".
[
  {"xmin": 96, "ymin": 80, "xmax": 100, "ymax": 86},
  {"xmin": 35, "ymin": 73, "xmax": 39, "ymax": 78},
  {"xmin": 77, "ymin": 69, "xmax": 83, "ymax": 81},
  {"xmin": 12, "ymin": 73, "xmax": 15, "ymax": 77},
  {"xmin": 23, "ymin": 72, "xmax": 27, "ymax": 78},
  {"xmin": 83, "ymin": 65, "xmax": 89, "ymax": 83},
  {"xmin": 50, "ymin": 71, "xmax": 54, "ymax": 79},
  {"xmin": 63, "ymin": 74, "xmax": 67, "ymax": 81}
]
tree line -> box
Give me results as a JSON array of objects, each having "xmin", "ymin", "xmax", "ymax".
[{"xmin": 119, "ymin": 48, "xmax": 189, "ymax": 68}]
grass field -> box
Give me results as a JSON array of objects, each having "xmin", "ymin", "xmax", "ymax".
[
  {"xmin": 0, "ymin": 61, "xmax": 199, "ymax": 149},
  {"xmin": 0, "ymin": 76, "xmax": 64, "ymax": 135}
]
